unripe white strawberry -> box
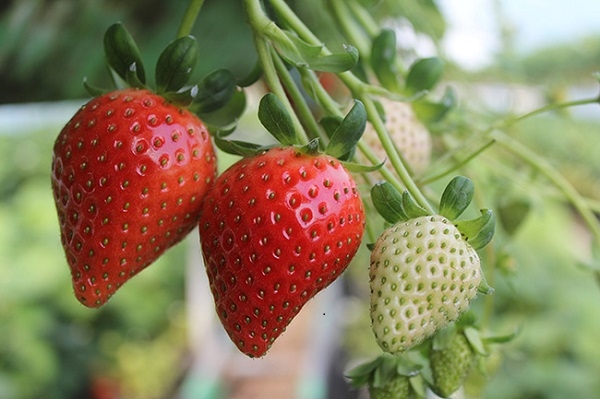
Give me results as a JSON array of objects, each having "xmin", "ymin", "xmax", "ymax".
[
  {"xmin": 362, "ymin": 98, "xmax": 431, "ymax": 175},
  {"xmin": 369, "ymin": 215, "xmax": 482, "ymax": 353}
]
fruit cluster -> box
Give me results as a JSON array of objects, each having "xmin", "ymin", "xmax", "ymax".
[{"xmin": 51, "ymin": 15, "xmax": 497, "ymax": 398}]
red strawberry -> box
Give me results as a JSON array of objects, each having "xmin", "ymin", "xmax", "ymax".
[
  {"xmin": 51, "ymin": 88, "xmax": 217, "ymax": 307},
  {"xmin": 199, "ymin": 146, "xmax": 365, "ymax": 357}
]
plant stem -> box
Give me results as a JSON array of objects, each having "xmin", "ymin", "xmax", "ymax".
[
  {"xmin": 267, "ymin": 0, "xmax": 433, "ymax": 213},
  {"xmin": 244, "ymin": 0, "xmax": 309, "ymax": 145},
  {"xmin": 419, "ymin": 139, "xmax": 496, "ymax": 185},
  {"xmin": 361, "ymin": 96, "xmax": 435, "ymax": 212},
  {"xmin": 502, "ymin": 97, "xmax": 599, "ymax": 127},
  {"xmin": 327, "ymin": 0, "xmax": 371, "ymax": 59},
  {"xmin": 271, "ymin": 51, "xmax": 327, "ymax": 143},
  {"xmin": 492, "ymin": 130, "xmax": 600, "ymax": 246},
  {"xmin": 177, "ymin": 0, "xmax": 206, "ymax": 38}
]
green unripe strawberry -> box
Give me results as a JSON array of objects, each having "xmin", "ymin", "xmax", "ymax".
[
  {"xmin": 346, "ymin": 353, "xmax": 422, "ymax": 399},
  {"xmin": 369, "ymin": 374, "xmax": 410, "ymax": 399},
  {"xmin": 369, "ymin": 215, "xmax": 482, "ymax": 353},
  {"xmin": 429, "ymin": 331, "xmax": 477, "ymax": 398}
]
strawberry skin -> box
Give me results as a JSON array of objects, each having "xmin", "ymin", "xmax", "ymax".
[
  {"xmin": 362, "ymin": 98, "xmax": 431, "ymax": 175},
  {"xmin": 51, "ymin": 88, "xmax": 217, "ymax": 307},
  {"xmin": 370, "ymin": 215, "xmax": 482, "ymax": 353},
  {"xmin": 199, "ymin": 147, "xmax": 365, "ymax": 357}
]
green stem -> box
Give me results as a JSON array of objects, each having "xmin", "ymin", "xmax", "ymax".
[
  {"xmin": 492, "ymin": 130, "xmax": 600, "ymax": 246},
  {"xmin": 419, "ymin": 139, "xmax": 496, "ymax": 185},
  {"xmin": 345, "ymin": 0, "xmax": 379, "ymax": 38},
  {"xmin": 244, "ymin": 0, "xmax": 309, "ymax": 145},
  {"xmin": 176, "ymin": 0, "xmax": 205, "ymax": 38},
  {"xmin": 271, "ymin": 51, "xmax": 327, "ymax": 143},
  {"xmin": 327, "ymin": 0, "xmax": 371, "ymax": 59},
  {"xmin": 502, "ymin": 97, "xmax": 599, "ymax": 127},
  {"xmin": 361, "ymin": 96, "xmax": 435, "ymax": 213},
  {"xmin": 268, "ymin": 0, "xmax": 433, "ymax": 213}
]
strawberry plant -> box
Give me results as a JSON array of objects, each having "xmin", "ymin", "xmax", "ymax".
[{"xmin": 42, "ymin": 0, "xmax": 600, "ymax": 397}]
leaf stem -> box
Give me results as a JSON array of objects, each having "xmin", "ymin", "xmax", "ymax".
[
  {"xmin": 492, "ymin": 130, "xmax": 600, "ymax": 246},
  {"xmin": 176, "ymin": 0, "xmax": 205, "ymax": 38},
  {"xmin": 419, "ymin": 139, "xmax": 496, "ymax": 185},
  {"xmin": 271, "ymin": 50, "xmax": 327, "ymax": 143},
  {"xmin": 361, "ymin": 96, "xmax": 435, "ymax": 213},
  {"xmin": 502, "ymin": 97, "xmax": 599, "ymax": 127},
  {"xmin": 267, "ymin": 0, "xmax": 433, "ymax": 213},
  {"xmin": 327, "ymin": 0, "xmax": 371, "ymax": 59},
  {"xmin": 244, "ymin": 0, "xmax": 309, "ymax": 145}
]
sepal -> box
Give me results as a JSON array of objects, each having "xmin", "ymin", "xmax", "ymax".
[
  {"xmin": 325, "ymin": 100, "xmax": 367, "ymax": 160},
  {"xmin": 155, "ymin": 35, "xmax": 199, "ymax": 94},
  {"xmin": 371, "ymin": 181, "xmax": 408, "ymax": 224},
  {"xmin": 454, "ymin": 209, "xmax": 495, "ymax": 250},
  {"xmin": 103, "ymin": 22, "xmax": 146, "ymax": 86},
  {"xmin": 439, "ymin": 176, "xmax": 474, "ymax": 221},
  {"xmin": 405, "ymin": 57, "xmax": 443, "ymax": 95},
  {"xmin": 258, "ymin": 93, "xmax": 297, "ymax": 146},
  {"xmin": 371, "ymin": 29, "xmax": 401, "ymax": 92}
]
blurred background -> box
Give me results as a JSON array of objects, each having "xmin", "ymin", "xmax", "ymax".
[{"xmin": 1, "ymin": 0, "xmax": 600, "ymax": 398}]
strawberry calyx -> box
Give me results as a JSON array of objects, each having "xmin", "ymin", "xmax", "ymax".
[
  {"xmin": 84, "ymin": 22, "xmax": 243, "ymax": 130},
  {"xmin": 346, "ymin": 353, "xmax": 424, "ymax": 398},
  {"xmin": 213, "ymin": 90, "xmax": 379, "ymax": 174},
  {"xmin": 371, "ymin": 176, "xmax": 496, "ymax": 252}
]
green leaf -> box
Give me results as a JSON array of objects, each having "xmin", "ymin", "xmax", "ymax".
[
  {"xmin": 464, "ymin": 327, "xmax": 488, "ymax": 356},
  {"xmin": 213, "ymin": 136, "xmax": 265, "ymax": 157},
  {"xmin": 155, "ymin": 36, "xmax": 199, "ymax": 94},
  {"xmin": 319, "ymin": 115, "xmax": 343, "ymax": 138},
  {"xmin": 373, "ymin": 356, "xmax": 399, "ymax": 388},
  {"xmin": 192, "ymin": 69, "xmax": 237, "ymax": 114},
  {"xmin": 412, "ymin": 86, "xmax": 457, "ymax": 122},
  {"xmin": 269, "ymin": 29, "xmax": 358, "ymax": 72},
  {"xmin": 371, "ymin": 29, "xmax": 401, "ymax": 92},
  {"xmin": 346, "ymin": 356, "xmax": 384, "ymax": 388},
  {"xmin": 432, "ymin": 323, "xmax": 457, "ymax": 350},
  {"xmin": 277, "ymin": 30, "xmax": 323, "ymax": 66},
  {"xmin": 409, "ymin": 374, "xmax": 427, "ymax": 397},
  {"xmin": 402, "ymin": 191, "xmax": 430, "ymax": 219},
  {"xmin": 478, "ymin": 272, "xmax": 495, "ymax": 295},
  {"xmin": 237, "ymin": 60, "xmax": 263, "ymax": 87},
  {"xmin": 198, "ymin": 88, "xmax": 246, "ymax": 130},
  {"xmin": 497, "ymin": 197, "xmax": 531, "ymax": 236},
  {"xmin": 83, "ymin": 78, "xmax": 107, "ymax": 97},
  {"xmin": 163, "ymin": 85, "xmax": 197, "ymax": 107},
  {"xmin": 103, "ymin": 22, "xmax": 146, "ymax": 86},
  {"xmin": 296, "ymin": 138, "xmax": 321, "ymax": 155},
  {"xmin": 371, "ymin": 182, "xmax": 408, "ymax": 224},
  {"xmin": 455, "ymin": 209, "xmax": 496, "ymax": 250},
  {"xmin": 405, "ymin": 57, "xmax": 443, "ymax": 95},
  {"xmin": 258, "ymin": 93, "xmax": 297, "ymax": 146},
  {"xmin": 325, "ymin": 100, "xmax": 366, "ymax": 160},
  {"xmin": 439, "ymin": 176, "xmax": 474, "ymax": 220},
  {"xmin": 395, "ymin": 356, "xmax": 423, "ymax": 377},
  {"xmin": 309, "ymin": 44, "xmax": 359, "ymax": 73},
  {"xmin": 340, "ymin": 159, "xmax": 384, "ymax": 174},
  {"xmin": 483, "ymin": 330, "xmax": 519, "ymax": 345}
]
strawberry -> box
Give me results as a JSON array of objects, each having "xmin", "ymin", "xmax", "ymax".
[
  {"xmin": 51, "ymin": 22, "xmax": 242, "ymax": 307},
  {"xmin": 199, "ymin": 146, "xmax": 365, "ymax": 357},
  {"xmin": 51, "ymin": 88, "xmax": 217, "ymax": 307},
  {"xmin": 429, "ymin": 329, "xmax": 477, "ymax": 398},
  {"xmin": 368, "ymin": 177, "xmax": 495, "ymax": 354},
  {"xmin": 370, "ymin": 215, "xmax": 481, "ymax": 353},
  {"xmin": 362, "ymin": 98, "xmax": 431, "ymax": 175},
  {"xmin": 369, "ymin": 374, "xmax": 410, "ymax": 399},
  {"xmin": 346, "ymin": 353, "xmax": 423, "ymax": 399}
]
